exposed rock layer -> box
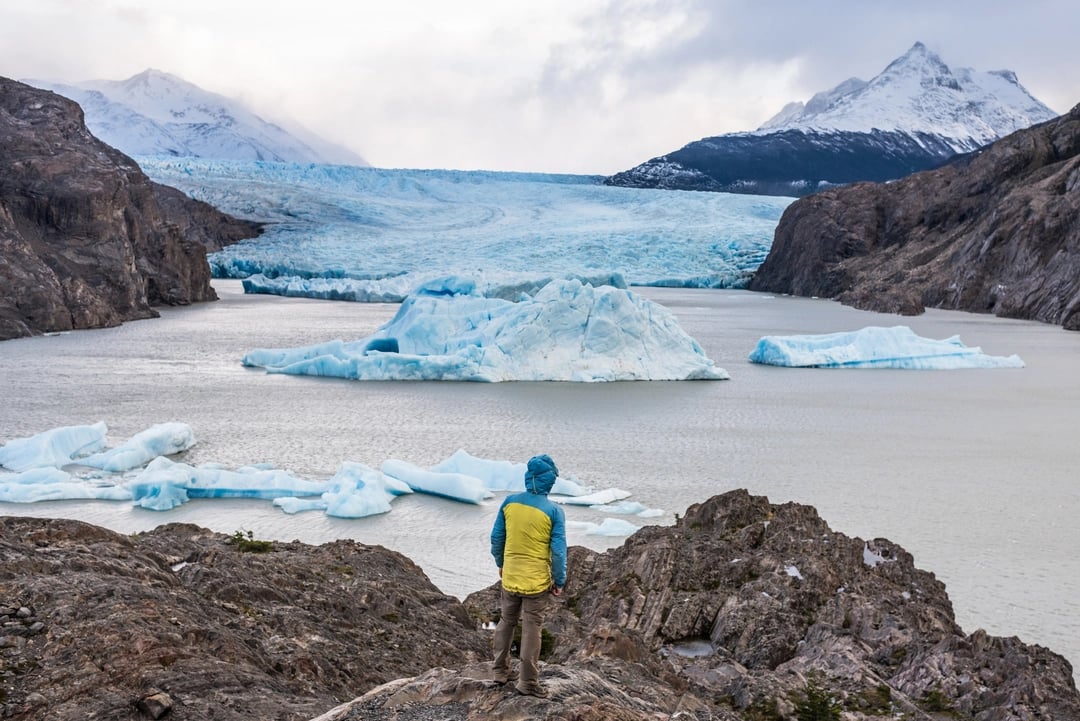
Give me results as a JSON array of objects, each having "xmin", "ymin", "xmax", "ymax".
[
  {"xmin": 3, "ymin": 490, "xmax": 1078, "ymax": 721},
  {"xmin": 749, "ymin": 103, "xmax": 1080, "ymax": 330},
  {"xmin": 0, "ymin": 77, "xmax": 260, "ymax": 341},
  {"xmin": 0, "ymin": 519, "xmax": 488, "ymax": 721}
]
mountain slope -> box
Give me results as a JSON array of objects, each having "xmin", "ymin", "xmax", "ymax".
[
  {"xmin": 607, "ymin": 43, "xmax": 1058, "ymax": 197},
  {"xmin": 28, "ymin": 69, "xmax": 367, "ymax": 166},
  {"xmin": 747, "ymin": 102, "xmax": 1080, "ymax": 330}
]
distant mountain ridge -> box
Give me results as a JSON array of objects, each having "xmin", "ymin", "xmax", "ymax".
[
  {"xmin": 607, "ymin": 43, "xmax": 1058, "ymax": 196},
  {"xmin": 27, "ymin": 69, "xmax": 367, "ymax": 166}
]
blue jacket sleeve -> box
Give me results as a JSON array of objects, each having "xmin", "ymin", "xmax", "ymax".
[
  {"xmin": 490, "ymin": 499, "xmax": 508, "ymax": 568},
  {"xmin": 549, "ymin": 505, "xmax": 567, "ymax": 587}
]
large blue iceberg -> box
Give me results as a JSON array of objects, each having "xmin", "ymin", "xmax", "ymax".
[
  {"xmin": 242, "ymin": 278, "xmax": 729, "ymax": 382},
  {"xmin": 748, "ymin": 326, "xmax": 1025, "ymax": 369}
]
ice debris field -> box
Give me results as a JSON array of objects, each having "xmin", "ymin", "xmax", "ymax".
[
  {"xmin": 0, "ymin": 423, "xmax": 656, "ymax": 536},
  {"xmin": 139, "ymin": 158, "xmax": 794, "ymax": 299}
]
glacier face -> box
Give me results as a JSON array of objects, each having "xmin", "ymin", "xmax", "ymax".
[
  {"xmin": 28, "ymin": 69, "xmax": 367, "ymax": 165},
  {"xmin": 139, "ymin": 158, "xmax": 793, "ymax": 291}
]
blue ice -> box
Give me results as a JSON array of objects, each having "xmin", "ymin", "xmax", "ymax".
[
  {"xmin": 242, "ymin": 279, "xmax": 729, "ymax": 382},
  {"xmin": 80, "ymin": 423, "xmax": 196, "ymax": 472},
  {"xmin": 748, "ymin": 326, "xmax": 1025, "ymax": 369},
  {"xmin": 381, "ymin": 459, "xmax": 494, "ymax": 505},
  {"xmin": 136, "ymin": 159, "xmax": 793, "ymax": 298},
  {"xmin": 0, "ymin": 422, "xmax": 108, "ymax": 472},
  {"xmin": 1, "ymin": 424, "xmax": 648, "ymax": 526}
]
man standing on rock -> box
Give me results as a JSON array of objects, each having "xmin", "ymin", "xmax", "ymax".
[{"xmin": 490, "ymin": 454, "xmax": 567, "ymax": 698}]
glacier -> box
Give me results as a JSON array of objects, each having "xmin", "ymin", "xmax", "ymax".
[
  {"xmin": 137, "ymin": 158, "xmax": 793, "ymax": 298},
  {"xmin": 241, "ymin": 278, "xmax": 729, "ymax": 382},
  {"xmin": 748, "ymin": 326, "xmax": 1025, "ymax": 369},
  {"xmin": 0, "ymin": 424, "xmax": 649, "ymax": 533}
]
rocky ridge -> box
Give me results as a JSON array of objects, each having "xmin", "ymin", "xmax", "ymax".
[
  {"xmin": 748, "ymin": 102, "xmax": 1080, "ymax": 330},
  {"xmin": 0, "ymin": 77, "xmax": 260, "ymax": 341},
  {"xmin": 3, "ymin": 490, "xmax": 1077, "ymax": 720}
]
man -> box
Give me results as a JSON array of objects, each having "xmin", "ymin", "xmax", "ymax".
[{"xmin": 490, "ymin": 453, "xmax": 567, "ymax": 698}]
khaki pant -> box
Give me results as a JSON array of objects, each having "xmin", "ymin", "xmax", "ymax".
[{"xmin": 492, "ymin": 587, "xmax": 550, "ymax": 691}]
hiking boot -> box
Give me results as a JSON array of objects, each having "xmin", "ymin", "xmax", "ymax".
[
  {"xmin": 492, "ymin": 667, "xmax": 518, "ymax": 684},
  {"xmin": 515, "ymin": 683, "xmax": 549, "ymax": 698}
]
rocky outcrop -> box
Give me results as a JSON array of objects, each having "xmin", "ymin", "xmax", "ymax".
[
  {"xmin": 3, "ymin": 491, "xmax": 1078, "ymax": 720},
  {"xmin": 749, "ymin": 103, "xmax": 1080, "ymax": 330},
  {"xmin": 0, "ymin": 519, "xmax": 489, "ymax": 721},
  {"xmin": 0, "ymin": 77, "xmax": 260, "ymax": 341}
]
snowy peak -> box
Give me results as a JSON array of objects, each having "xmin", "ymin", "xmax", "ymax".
[
  {"xmin": 27, "ymin": 70, "xmax": 367, "ymax": 166},
  {"xmin": 756, "ymin": 42, "xmax": 1058, "ymax": 152}
]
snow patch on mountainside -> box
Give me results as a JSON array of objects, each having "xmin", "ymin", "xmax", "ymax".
[
  {"xmin": 755, "ymin": 42, "xmax": 1057, "ymax": 152},
  {"xmin": 27, "ymin": 69, "xmax": 367, "ymax": 166}
]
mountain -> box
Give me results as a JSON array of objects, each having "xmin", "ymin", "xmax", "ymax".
[
  {"xmin": 606, "ymin": 42, "xmax": 1058, "ymax": 196},
  {"xmin": 27, "ymin": 69, "xmax": 367, "ymax": 166},
  {"xmin": 747, "ymin": 101, "xmax": 1080, "ymax": 330},
  {"xmin": 0, "ymin": 77, "xmax": 260, "ymax": 340}
]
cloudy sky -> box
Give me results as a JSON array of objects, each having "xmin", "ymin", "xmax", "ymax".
[{"xmin": 3, "ymin": 0, "xmax": 1078, "ymax": 174}]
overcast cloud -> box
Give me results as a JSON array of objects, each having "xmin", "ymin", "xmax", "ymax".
[{"xmin": 2, "ymin": 0, "xmax": 1077, "ymax": 173}]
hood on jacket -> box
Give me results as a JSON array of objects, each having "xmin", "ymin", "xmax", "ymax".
[{"xmin": 524, "ymin": 454, "xmax": 558, "ymax": 495}]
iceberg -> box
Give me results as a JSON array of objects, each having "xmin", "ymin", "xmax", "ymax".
[
  {"xmin": 274, "ymin": 461, "xmax": 411, "ymax": 518},
  {"xmin": 242, "ymin": 279, "xmax": 729, "ymax": 382},
  {"xmin": 553, "ymin": 488, "xmax": 633, "ymax": 506},
  {"xmin": 748, "ymin": 326, "xmax": 1025, "ymax": 369},
  {"xmin": 569, "ymin": 518, "xmax": 642, "ymax": 537},
  {"xmin": 79, "ymin": 423, "xmax": 196, "ymax": 472},
  {"xmin": 128, "ymin": 457, "xmax": 329, "ymax": 511},
  {"xmin": 381, "ymin": 459, "xmax": 494, "ymax": 505},
  {"xmin": 0, "ymin": 467, "xmax": 132, "ymax": 503},
  {"xmin": 1, "ymin": 421, "xmax": 640, "ymax": 522},
  {"xmin": 0, "ymin": 422, "xmax": 108, "ymax": 472},
  {"xmin": 430, "ymin": 449, "xmax": 590, "ymax": 496}
]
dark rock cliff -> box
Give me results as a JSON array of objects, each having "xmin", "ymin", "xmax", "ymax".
[
  {"xmin": 4, "ymin": 491, "xmax": 1076, "ymax": 720},
  {"xmin": 0, "ymin": 77, "xmax": 260, "ymax": 341},
  {"xmin": 749, "ymin": 103, "xmax": 1080, "ymax": 330}
]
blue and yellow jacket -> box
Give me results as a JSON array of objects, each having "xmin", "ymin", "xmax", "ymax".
[{"xmin": 490, "ymin": 455, "xmax": 567, "ymax": 595}]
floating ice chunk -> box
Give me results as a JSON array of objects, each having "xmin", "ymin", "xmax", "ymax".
[
  {"xmin": 381, "ymin": 459, "xmax": 494, "ymax": 504},
  {"xmin": 128, "ymin": 457, "xmax": 328, "ymax": 511},
  {"xmin": 242, "ymin": 279, "xmax": 729, "ymax": 382},
  {"xmin": 429, "ymin": 449, "xmax": 589, "ymax": 495},
  {"xmin": 80, "ymin": 423, "xmax": 196, "ymax": 472},
  {"xmin": 592, "ymin": 500, "xmax": 666, "ymax": 517},
  {"xmin": 0, "ymin": 471, "xmax": 132, "ymax": 503},
  {"xmin": 749, "ymin": 326, "xmax": 1025, "ymax": 369},
  {"xmin": 552, "ymin": 488, "xmax": 632, "ymax": 506},
  {"xmin": 569, "ymin": 518, "xmax": 641, "ymax": 536},
  {"xmin": 0, "ymin": 422, "xmax": 108, "ymax": 472},
  {"xmin": 273, "ymin": 463, "xmax": 406, "ymax": 518}
]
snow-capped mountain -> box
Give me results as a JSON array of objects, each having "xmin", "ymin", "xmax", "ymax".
[
  {"xmin": 607, "ymin": 42, "xmax": 1058, "ymax": 196},
  {"xmin": 28, "ymin": 69, "xmax": 367, "ymax": 166}
]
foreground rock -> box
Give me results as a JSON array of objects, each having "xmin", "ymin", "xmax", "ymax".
[
  {"xmin": 3, "ymin": 491, "xmax": 1078, "ymax": 721},
  {"xmin": 749, "ymin": 103, "xmax": 1080, "ymax": 330},
  {"xmin": 0, "ymin": 520, "xmax": 488, "ymax": 720},
  {"xmin": 0, "ymin": 77, "xmax": 260, "ymax": 341}
]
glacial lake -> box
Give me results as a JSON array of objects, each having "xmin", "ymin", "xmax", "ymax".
[{"xmin": 2, "ymin": 281, "xmax": 1078, "ymax": 676}]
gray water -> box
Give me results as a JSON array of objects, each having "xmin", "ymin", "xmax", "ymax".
[{"xmin": 2, "ymin": 281, "xmax": 1078, "ymax": 675}]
